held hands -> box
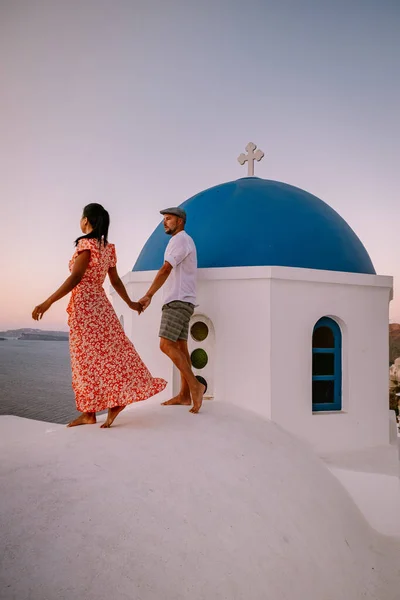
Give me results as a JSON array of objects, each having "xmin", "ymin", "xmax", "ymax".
[
  {"xmin": 138, "ymin": 295, "xmax": 152, "ymax": 312},
  {"xmin": 129, "ymin": 301, "xmax": 144, "ymax": 314},
  {"xmin": 129, "ymin": 295, "xmax": 151, "ymax": 316},
  {"xmin": 32, "ymin": 299, "xmax": 52, "ymax": 321}
]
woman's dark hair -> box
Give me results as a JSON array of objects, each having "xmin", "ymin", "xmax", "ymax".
[{"xmin": 75, "ymin": 203, "xmax": 110, "ymax": 247}]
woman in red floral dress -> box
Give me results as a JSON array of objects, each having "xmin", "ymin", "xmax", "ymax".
[{"xmin": 32, "ymin": 203, "xmax": 166, "ymax": 428}]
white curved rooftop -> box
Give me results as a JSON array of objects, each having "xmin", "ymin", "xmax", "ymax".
[{"xmin": 1, "ymin": 401, "xmax": 399, "ymax": 600}]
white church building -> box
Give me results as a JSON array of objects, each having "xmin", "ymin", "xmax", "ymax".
[{"xmin": 113, "ymin": 143, "xmax": 393, "ymax": 455}]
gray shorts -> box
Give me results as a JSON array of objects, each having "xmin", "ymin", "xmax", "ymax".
[{"xmin": 159, "ymin": 301, "xmax": 195, "ymax": 342}]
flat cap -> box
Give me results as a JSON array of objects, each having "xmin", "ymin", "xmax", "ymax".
[{"xmin": 160, "ymin": 207, "xmax": 186, "ymax": 222}]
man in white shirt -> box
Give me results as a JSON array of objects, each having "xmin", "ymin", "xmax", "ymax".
[{"xmin": 139, "ymin": 207, "xmax": 205, "ymax": 414}]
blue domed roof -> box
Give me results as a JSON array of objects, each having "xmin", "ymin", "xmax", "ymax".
[{"xmin": 133, "ymin": 178, "xmax": 375, "ymax": 275}]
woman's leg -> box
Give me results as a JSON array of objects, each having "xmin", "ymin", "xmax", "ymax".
[
  {"xmin": 100, "ymin": 406, "xmax": 125, "ymax": 428},
  {"xmin": 67, "ymin": 412, "xmax": 96, "ymax": 427}
]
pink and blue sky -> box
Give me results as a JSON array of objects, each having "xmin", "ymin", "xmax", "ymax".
[{"xmin": 1, "ymin": 0, "xmax": 399, "ymax": 330}]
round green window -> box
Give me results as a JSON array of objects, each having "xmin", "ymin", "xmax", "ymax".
[
  {"xmin": 190, "ymin": 321, "xmax": 209, "ymax": 342},
  {"xmin": 191, "ymin": 348, "xmax": 208, "ymax": 370}
]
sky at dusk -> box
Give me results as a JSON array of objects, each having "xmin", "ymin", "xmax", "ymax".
[{"xmin": 1, "ymin": 0, "xmax": 399, "ymax": 330}]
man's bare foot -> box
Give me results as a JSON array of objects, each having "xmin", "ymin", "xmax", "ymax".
[
  {"xmin": 67, "ymin": 412, "xmax": 96, "ymax": 427},
  {"xmin": 189, "ymin": 383, "xmax": 206, "ymax": 414},
  {"xmin": 161, "ymin": 394, "xmax": 191, "ymax": 406},
  {"xmin": 100, "ymin": 406, "xmax": 125, "ymax": 428}
]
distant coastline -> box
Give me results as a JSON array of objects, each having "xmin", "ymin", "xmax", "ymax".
[
  {"xmin": 19, "ymin": 333, "xmax": 69, "ymax": 341},
  {"xmin": 0, "ymin": 328, "xmax": 69, "ymax": 341}
]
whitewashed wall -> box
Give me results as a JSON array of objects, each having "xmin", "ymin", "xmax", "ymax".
[
  {"xmin": 195, "ymin": 273, "xmax": 272, "ymax": 416},
  {"xmin": 112, "ymin": 269, "xmax": 272, "ymax": 413},
  {"xmin": 268, "ymin": 267, "xmax": 393, "ymax": 452},
  {"xmin": 112, "ymin": 266, "xmax": 393, "ymax": 453}
]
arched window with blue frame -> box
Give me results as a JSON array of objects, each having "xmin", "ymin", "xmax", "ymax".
[{"xmin": 312, "ymin": 317, "xmax": 342, "ymax": 411}]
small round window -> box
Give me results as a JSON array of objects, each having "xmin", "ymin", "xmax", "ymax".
[
  {"xmin": 191, "ymin": 348, "xmax": 208, "ymax": 370},
  {"xmin": 190, "ymin": 321, "xmax": 209, "ymax": 342}
]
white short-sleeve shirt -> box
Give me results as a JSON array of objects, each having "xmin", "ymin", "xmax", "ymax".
[{"xmin": 163, "ymin": 230, "xmax": 197, "ymax": 305}]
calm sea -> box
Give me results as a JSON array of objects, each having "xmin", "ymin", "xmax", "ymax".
[{"xmin": 0, "ymin": 339, "xmax": 78, "ymax": 424}]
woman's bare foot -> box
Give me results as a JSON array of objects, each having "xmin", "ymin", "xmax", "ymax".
[
  {"xmin": 161, "ymin": 394, "xmax": 191, "ymax": 406},
  {"xmin": 67, "ymin": 412, "xmax": 96, "ymax": 427},
  {"xmin": 100, "ymin": 406, "xmax": 125, "ymax": 428},
  {"xmin": 189, "ymin": 383, "xmax": 206, "ymax": 414}
]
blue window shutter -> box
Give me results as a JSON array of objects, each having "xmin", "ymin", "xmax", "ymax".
[{"xmin": 312, "ymin": 317, "xmax": 342, "ymax": 412}]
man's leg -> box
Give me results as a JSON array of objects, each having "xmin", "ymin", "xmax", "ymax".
[
  {"xmin": 161, "ymin": 339, "xmax": 192, "ymax": 405},
  {"xmin": 160, "ymin": 337, "xmax": 205, "ymax": 413}
]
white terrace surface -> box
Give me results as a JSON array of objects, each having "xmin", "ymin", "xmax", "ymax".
[{"xmin": 1, "ymin": 401, "xmax": 400, "ymax": 600}]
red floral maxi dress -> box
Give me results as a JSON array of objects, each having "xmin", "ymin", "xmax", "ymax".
[{"xmin": 67, "ymin": 238, "xmax": 167, "ymax": 413}]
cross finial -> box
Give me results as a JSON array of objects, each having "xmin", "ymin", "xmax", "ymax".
[{"xmin": 237, "ymin": 142, "xmax": 264, "ymax": 177}]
